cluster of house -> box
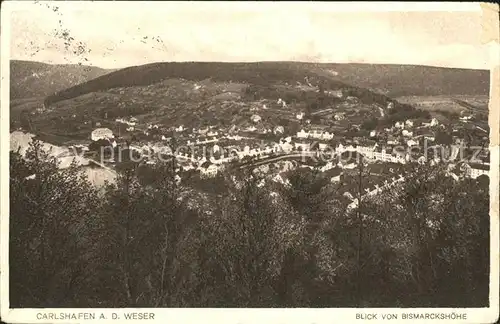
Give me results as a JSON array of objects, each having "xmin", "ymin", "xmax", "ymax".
[
  {"xmin": 448, "ymin": 162, "xmax": 490, "ymax": 179},
  {"xmin": 87, "ymin": 108, "xmax": 488, "ymax": 182},
  {"xmin": 126, "ymin": 127, "xmax": 490, "ymax": 180},
  {"xmin": 347, "ymin": 174, "xmax": 406, "ymax": 210},
  {"xmin": 296, "ymin": 129, "xmax": 334, "ymax": 140},
  {"xmin": 334, "ymin": 143, "xmax": 489, "ymax": 177},
  {"xmin": 186, "ymin": 137, "xmax": 219, "ymax": 146},
  {"xmin": 372, "ymin": 118, "xmax": 441, "ymax": 147},
  {"xmin": 114, "ymin": 116, "xmax": 139, "ymax": 132},
  {"xmin": 198, "ymin": 161, "xmax": 224, "ymax": 178},
  {"xmin": 465, "ymin": 163, "xmax": 489, "ymax": 179},
  {"xmin": 116, "ymin": 117, "xmax": 138, "ymax": 126}
]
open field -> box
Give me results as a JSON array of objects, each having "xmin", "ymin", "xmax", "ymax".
[
  {"xmin": 396, "ymin": 95, "xmax": 489, "ymax": 114},
  {"xmin": 10, "ymin": 97, "xmax": 45, "ymax": 112}
]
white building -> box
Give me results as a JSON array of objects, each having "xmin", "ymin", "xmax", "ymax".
[
  {"xmin": 405, "ymin": 120, "xmax": 414, "ymax": 128},
  {"xmin": 343, "ymin": 192, "xmax": 354, "ymax": 200},
  {"xmin": 91, "ymin": 128, "xmax": 114, "ymax": 141},
  {"xmin": 327, "ymin": 89, "xmax": 343, "ymax": 98},
  {"xmin": 116, "ymin": 118, "xmax": 134, "ymax": 126},
  {"xmin": 251, "ymin": 114, "xmax": 262, "ymax": 123},
  {"xmin": 297, "ymin": 129, "xmax": 333, "ymax": 140},
  {"xmin": 318, "ymin": 143, "xmax": 329, "ymax": 151},
  {"xmin": 279, "ymin": 142, "xmax": 293, "ymax": 153},
  {"xmin": 407, "ymin": 139, "xmax": 418, "ymax": 147},
  {"xmin": 343, "ymin": 163, "xmax": 357, "ymax": 169},
  {"xmin": 313, "ymin": 131, "xmax": 334, "ymax": 140},
  {"xmin": 333, "ymin": 113, "xmax": 345, "ymax": 121},
  {"xmin": 463, "ymin": 163, "xmax": 489, "ymax": 179},
  {"xmin": 273, "ymin": 126, "xmax": 284, "ymax": 134},
  {"xmin": 331, "ymin": 175, "xmax": 341, "ymax": 183},
  {"xmin": 296, "ymin": 112, "xmax": 305, "ymax": 120},
  {"xmin": 198, "ymin": 127, "xmax": 209, "ymax": 135},
  {"xmin": 277, "ymin": 98, "xmax": 287, "ymax": 108},
  {"xmin": 297, "ymin": 129, "xmax": 308, "ymax": 139},
  {"xmin": 402, "ymin": 130, "xmax": 413, "ymax": 137},
  {"xmin": 423, "ymin": 118, "xmax": 440, "ymax": 127}
]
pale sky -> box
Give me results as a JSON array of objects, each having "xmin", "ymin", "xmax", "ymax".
[{"xmin": 4, "ymin": 1, "xmax": 493, "ymax": 70}]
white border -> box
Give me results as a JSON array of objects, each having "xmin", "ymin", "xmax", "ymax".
[
  {"xmin": 1, "ymin": 2, "xmax": 498, "ymax": 324},
  {"xmin": 0, "ymin": 1, "xmax": 482, "ymax": 12}
]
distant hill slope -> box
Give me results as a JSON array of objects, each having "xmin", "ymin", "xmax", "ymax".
[
  {"xmin": 44, "ymin": 61, "xmax": 490, "ymax": 106},
  {"xmin": 43, "ymin": 62, "xmax": 347, "ymax": 106},
  {"xmin": 309, "ymin": 63, "xmax": 490, "ymax": 97},
  {"xmin": 10, "ymin": 60, "xmax": 112, "ymax": 100}
]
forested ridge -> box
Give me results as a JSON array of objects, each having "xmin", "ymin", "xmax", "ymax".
[{"xmin": 10, "ymin": 141, "xmax": 489, "ymax": 307}]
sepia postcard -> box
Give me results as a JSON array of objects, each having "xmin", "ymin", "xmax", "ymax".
[{"xmin": 1, "ymin": 1, "xmax": 499, "ymax": 323}]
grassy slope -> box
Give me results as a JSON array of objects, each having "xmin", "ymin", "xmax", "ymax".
[
  {"xmin": 43, "ymin": 62, "xmax": 345, "ymax": 105},
  {"xmin": 10, "ymin": 60, "xmax": 112, "ymax": 100},
  {"xmin": 43, "ymin": 61, "xmax": 490, "ymax": 107}
]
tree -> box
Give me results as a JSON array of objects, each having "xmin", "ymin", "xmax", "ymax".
[
  {"xmin": 435, "ymin": 130, "xmax": 453, "ymax": 145},
  {"xmin": 384, "ymin": 162, "xmax": 489, "ymax": 306},
  {"xmin": 283, "ymin": 167, "xmax": 329, "ymax": 224},
  {"xmin": 197, "ymin": 171, "xmax": 306, "ymax": 306},
  {"xmin": 318, "ymin": 80, "xmax": 326, "ymax": 94},
  {"xmin": 95, "ymin": 133, "xmax": 201, "ymax": 307},
  {"xmin": 10, "ymin": 140, "xmax": 101, "ymax": 307},
  {"xmin": 431, "ymin": 176, "xmax": 489, "ymax": 306},
  {"xmin": 361, "ymin": 118, "xmax": 378, "ymax": 131},
  {"xmin": 286, "ymin": 122, "xmax": 301, "ymax": 136},
  {"xmin": 9, "ymin": 134, "xmax": 490, "ymax": 308},
  {"xmin": 351, "ymin": 156, "xmax": 374, "ymax": 305}
]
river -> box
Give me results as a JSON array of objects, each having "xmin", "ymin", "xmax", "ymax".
[{"xmin": 10, "ymin": 131, "xmax": 117, "ymax": 187}]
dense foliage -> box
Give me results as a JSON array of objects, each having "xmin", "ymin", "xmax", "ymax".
[{"xmin": 10, "ymin": 141, "xmax": 490, "ymax": 307}]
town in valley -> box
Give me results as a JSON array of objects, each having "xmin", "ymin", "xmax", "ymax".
[{"xmin": 6, "ymin": 4, "xmax": 493, "ymax": 312}]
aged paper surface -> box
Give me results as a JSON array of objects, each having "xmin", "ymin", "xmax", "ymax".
[{"xmin": 1, "ymin": 1, "xmax": 499, "ymax": 323}]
